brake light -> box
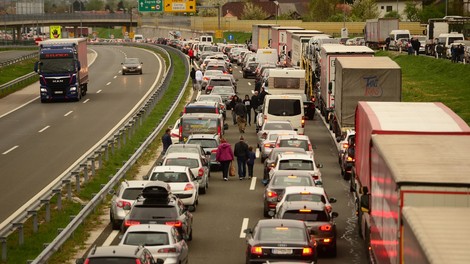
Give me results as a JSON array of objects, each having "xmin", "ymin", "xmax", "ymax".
[
  {"xmin": 217, "ymin": 125, "xmax": 221, "ymax": 135},
  {"xmin": 179, "ymin": 124, "xmax": 182, "ymax": 139},
  {"xmin": 299, "ymin": 209, "xmax": 312, "ymax": 213},
  {"xmin": 342, "ymin": 143, "xmax": 349, "ymax": 149},
  {"xmin": 84, "ymin": 260, "xmax": 90, "ymax": 264},
  {"xmin": 171, "ymin": 133, "xmax": 179, "ymax": 138},
  {"xmin": 166, "ymin": 221, "xmax": 182, "ymax": 227},
  {"xmin": 158, "ymin": 247, "xmax": 178, "ymax": 253},
  {"xmin": 124, "ymin": 220, "xmax": 140, "ymax": 227},
  {"xmin": 301, "ymin": 116, "xmax": 305, "ymax": 128},
  {"xmin": 211, "ymin": 149, "xmax": 217, "ymax": 154},
  {"xmin": 310, "ymin": 96, "xmax": 316, "ymax": 102},
  {"xmin": 264, "ymin": 143, "xmax": 274, "ymax": 148},
  {"xmin": 302, "ymin": 247, "xmax": 313, "ymax": 256},
  {"xmin": 320, "ymin": 224, "xmax": 332, "ymax": 231},
  {"xmin": 198, "ymin": 168, "xmax": 204, "ymax": 177},
  {"xmin": 117, "ymin": 200, "xmax": 131, "ymax": 208},
  {"xmin": 135, "ymin": 260, "xmax": 142, "ymax": 264},
  {"xmin": 207, "ymin": 85, "xmax": 214, "ymax": 91},
  {"xmin": 267, "ymin": 190, "xmax": 278, "ymax": 198},
  {"xmin": 251, "ymin": 246, "xmax": 263, "ymax": 255},
  {"xmin": 347, "ymin": 156, "xmax": 355, "ymax": 162},
  {"xmin": 325, "ymin": 205, "xmax": 332, "ymax": 213},
  {"xmin": 184, "ymin": 183, "xmax": 194, "ymax": 191},
  {"xmin": 308, "ymin": 144, "xmax": 313, "ymax": 151}
]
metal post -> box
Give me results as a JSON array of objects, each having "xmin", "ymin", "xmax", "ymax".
[
  {"xmin": 80, "ymin": 0, "xmax": 83, "ymax": 37},
  {"xmin": 0, "ymin": 237, "xmax": 6, "ymax": 261},
  {"xmin": 53, "ymin": 189, "xmax": 62, "ymax": 210},
  {"xmin": 73, "ymin": 171, "xmax": 80, "ymax": 193},
  {"xmin": 41, "ymin": 199, "xmax": 51, "ymax": 222},
  {"xmin": 12, "ymin": 223, "xmax": 24, "ymax": 245},
  {"xmin": 28, "ymin": 210, "xmax": 39, "ymax": 233}
]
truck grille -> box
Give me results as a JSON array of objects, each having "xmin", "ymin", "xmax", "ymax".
[{"xmin": 45, "ymin": 77, "xmax": 71, "ymax": 89}]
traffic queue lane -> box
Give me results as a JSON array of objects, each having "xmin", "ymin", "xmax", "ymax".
[{"xmin": 92, "ymin": 59, "xmax": 368, "ymax": 263}]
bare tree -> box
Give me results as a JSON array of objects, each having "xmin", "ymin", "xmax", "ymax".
[
  {"xmin": 351, "ymin": 0, "xmax": 379, "ymax": 21},
  {"xmin": 240, "ymin": 2, "xmax": 268, "ymax": 20}
]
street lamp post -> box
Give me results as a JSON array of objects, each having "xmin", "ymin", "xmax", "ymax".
[
  {"xmin": 79, "ymin": 0, "xmax": 83, "ymax": 37},
  {"xmin": 273, "ymin": 1, "xmax": 279, "ymax": 25}
]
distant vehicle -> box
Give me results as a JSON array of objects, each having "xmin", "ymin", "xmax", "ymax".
[
  {"xmin": 121, "ymin": 57, "xmax": 143, "ymax": 75},
  {"xmin": 179, "ymin": 113, "xmax": 226, "ymax": 142},
  {"xmin": 186, "ymin": 133, "xmax": 221, "ymax": 170},
  {"xmin": 243, "ymin": 62, "xmax": 259, "ymax": 78},
  {"xmin": 133, "ymin": 34, "xmax": 144, "ymax": 42},
  {"xmin": 263, "ymin": 147, "xmax": 308, "ymax": 181}
]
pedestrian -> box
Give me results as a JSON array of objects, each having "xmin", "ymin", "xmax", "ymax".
[
  {"xmin": 258, "ymin": 87, "xmax": 268, "ymax": 104},
  {"xmin": 385, "ymin": 36, "xmax": 391, "ymax": 51},
  {"xmin": 243, "ymin": 94, "xmax": 252, "ymax": 126},
  {"xmin": 234, "ymin": 99, "xmax": 247, "ymax": 133},
  {"xmin": 251, "ymin": 91, "xmax": 260, "ymax": 121},
  {"xmin": 216, "ymin": 138, "xmax": 234, "ymax": 181},
  {"xmin": 190, "ymin": 67, "xmax": 196, "ymax": 91},
  {"xmin": 234, "ymin": 136, "xmax": 249, "ymax": 180},
  {"xmin": 247, "ymin": 145, "xmax": 256, "ymax": 179},
  {"xmin": 188, "ymin": 48, "xmax": 195, "ymax": 64},
  {"xmin": 406, "ymin": 40, "xmax": 413, "ymax": 55},
  {"xmin": 195, "ymin": 68, "xmax": 203, "ymax": 91},
  {"xmin": 228, "ymin": 95, "xmax": 240, "ymax": 125},
  {"xmin": 411, "ymin": 38, "xmax": 420, "ymax": 56},
  {"xmin": 161, "ymin": 128, "xmax": 172, "ymax": 154}
]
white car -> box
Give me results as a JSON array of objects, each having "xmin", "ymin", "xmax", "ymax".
[
  {"xmin": 336, "ymin": 129, "xmax": 355, "ymax": 164},
  {"xmin": 119, "ymin": 224, "xmax": 189, "ymax": 263},
  {"xmin": 275, "ymin": 186, "xmax": 337, "ymax": 214},
  {"xmin": 109, "ymin": 180, "xmax": 148, "ymax": 230},
  {"xmin": 146, "ymin": 166, "xmax": 199, "ymax": 211},
  {"xmin": 275, "ymin": 134, "xmax": 314, "ymax": 157},
  {"xmin": 256, "ymin": 120, "xmax": 295, "ymax": 147},
  {"xmin": 269, "ymin": 152, "xmax": 323, "ymax": 186},
  {"xmin": 160, "ymin": 152, "xmax": 210, "ymax": 194},
  {"xmin": 259, "ymin": 130, "xmax": 298, "ymax": 162}
]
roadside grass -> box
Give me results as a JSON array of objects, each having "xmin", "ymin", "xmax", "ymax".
[
  {"xmin": 0, "ymin": 48, "xmax": 189, "ymax": 264},
  {"xmin": 93, "ymin": 28, "xmax": 125, "ymax": 39},
  {"xmin": 215, "ymin": 32, "xmax": 252, "ymax": 45}
]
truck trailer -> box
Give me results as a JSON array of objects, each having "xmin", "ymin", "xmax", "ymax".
[
  {"xmin": 365, "ymin": 134, "xmax": 470, "ymax": 264},
  {"xmin": 251, "ymin": 24, "xmax": 276, "ymax": 52},
  {"xmin": 291, "ymin": 33, "xmax": 326, "ymax": 68},
  {"xmin": 318, "ymin": 45, "xmax": 375, "ymax": 122},
  {"xmin": 34, "ymin": 38, "xmax": 88, "ymax": 102},
  {"xmin": 364, "ymin": 18, "xmax": 399, "ymax": 48},
  {"xmin": 330, "ymin": 57, "xmax": 401, "ymax": 139},
  {"xmin": 270, "ymin": 26, "xmax": 304, "ymax": 56}
]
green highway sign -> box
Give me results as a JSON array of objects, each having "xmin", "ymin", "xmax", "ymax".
[{"xmin": 138, "ymin": 0, "xmax": 163, "ymax": 12}]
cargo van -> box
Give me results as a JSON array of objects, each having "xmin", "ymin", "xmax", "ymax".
[
  {"xmin": 257, "ymin": 94, "xmax": 305, "ymax": 135},
  {"xmin": 179, "ymin": 113, "xmax": 226, "ymax": 142},
  {"xmin": 256, "ymin": 48, "xmax": 278, "ymax": 64},
  {"xmin": 389, "ymin": 30, "xmax": 411, "ymax": 50}
]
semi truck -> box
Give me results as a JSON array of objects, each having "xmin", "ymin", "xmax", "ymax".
[
  {"xmin": 318, "ymin": 45, "xmax": 375, "ymax": 122},
  {"xmin": 364, "ymin": 18, "xmax": 399, "ymax": 48},
  {"xmin": 424, "ymin": 16, "xmax": 470, "ymax": 56},
  {"xmin": 330, "ymin": 57, "xmax": 402, "ymax": 139},
  {"xmin": 34, "ymin": 38, "xmax": 88, "ymax": 102},
  {"xmin": 401, "ymin": 207, "xmax": 470, "ymax": 264},
  {"xmin": 270, "ymin": 26, "xmax": 304, "ymax": 56},
  {"xmin": 291, "ymin": 32, "xmax": 326, "ymax": 68},
  {"xmin": 363, "ymin": 134, "xmax": 470, "ymax": 264},
  {"xmin": 251, "ymin": 24, "xmax": 276, "ymax": 52}
]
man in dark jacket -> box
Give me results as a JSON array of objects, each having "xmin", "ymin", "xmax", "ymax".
[
  {"xmin": 228, "ymin": 95, "xmax": 240, "ymax": 125},
  {"xmin": 251, "ymin": 91, "xmax": 260, "ymax": 122},
  {"xmin": 234, "ymin": 100, "xmax": 247, "ymax": 133},
  {"xmin": 161, "ymin": 128, "xmax": 172, "ymax": 154},
  {"xmin": 234, "ymin": 136, "xmax": 249, "ymax": 180}
]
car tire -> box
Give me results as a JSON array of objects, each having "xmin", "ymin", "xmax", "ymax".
[
  {"xmin": 263, "ymin": 203, "xmax": 269, "ymax": 217},
  {"xmin": 110, "ymin": 211, "xmax": 121, "ymax": 230},
  {"xmin": 243, "ymin": 72, "xmax": 247, "ymax": 78},
  {"xmin": 188, "ymin": 228, "xmax": 193, "ymax": 241},
  {"xmin": 190, "ymin": 200, "xmax": 197, "ymax": 212},
  {"xmin": 199, "ymin": 181, "xmax": 208, "ymax": 194},
  {"xmin": 122, "ymin": 72, "xmax": 125, "ymax": 75},
  {"xmin": 329, "ymin": 243, "xmax": 337, "ymax": 258},
  {"xmin": 139, "ymin": 70, "xmax": 142, "ymax": 75}
]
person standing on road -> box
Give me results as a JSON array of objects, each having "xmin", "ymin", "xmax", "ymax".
[
  {"xmin": 411, "ymin": 38, "xmax": 420, "ymax": 56},
  {"xmin": 228, "ymin": 95, "xmax": 240, "ymax": 125},
  {"xmin": 251, "ymin": 91, "xmax": 260, "ymax": 125},
  {"xmin": 190, "ymin": 67, "xmax": 196, "ymax": 91},
  {"xmin": 161, "ymin": 128, "xmax": 172, "ymax": 155},
  {"xmin": 247, "ymin": 146, "xmax": 256, "ymax": 179},
  {"xmin": 243, "ymin": 94, "xmax": 252, "ymax": 126},
  {"xmin": 188, "ymin": 48, "xmax": 195, "ymax": 65},
  {"xmin": 234, "ymin": 99, "xmax": 248, "ymax": 133},
  {"xmin": 216, "ymin": 138, "xmax": 234, "ymax": 181},
  {"xmin": 195, "ymin": 68, "xmax": 203, "ymax": 91},
  {"xmin": 234, "ymin": 136, "xmax": 249, "ymax": 180}
]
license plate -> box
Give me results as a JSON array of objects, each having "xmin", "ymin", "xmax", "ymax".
[
  {"xmin": 272, "ymin": 248, "xmax": 292, "ymax": 255},
  {"xmin": 54, "ymin": 91, "xmax": 63, "ymax": 94}
]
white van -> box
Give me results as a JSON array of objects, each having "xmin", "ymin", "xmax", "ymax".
[
  {"xmin": 133, "ymin": 34, "xmax": 144, "ymax": 43},
  {"xmin": 264, "ymin": 68, "xmax": 305, "ymax": 95},
  {"xmin": 257, "ymin": 94, "xmax": 305, "ymax": 135},
  {"xmin": 199, "ymin": 35, "xmax": 213, "ymax": 44},
  {"xmin": 256, "ymin": 48, "xmax": 278, "ymax": 64},
  {"xmin": 389, "ymin": 30, "xmax": 411, "ymax": 50}
]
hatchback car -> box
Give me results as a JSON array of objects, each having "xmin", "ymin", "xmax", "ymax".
[
  {"xmin": 183, "ymin": 101, "xmax": 225, "ymax": 119},
  {"xmin": 205, "ymin": 75, "xmax": 237, "ymax": 94},
  {"xmin": 269, "ymin": 153, "xmax": 322, "ymax": 186},
  {"xmin": 161, "ymin": 152, "xmax": 210, "ymax": 194},
  {"xmin": 186, "ymin": 134, "xmax": 221, "ymax": 170},
  {"xmin": 119, "ymin": 224, "xmax": 189, "ymax": 263},
  {"xmin": 244, "ymin": 219, "xmax": 318, "ymax": 264},
  {"xmin": 336, "ymin": 129, "xmax": 355, "ymax": 163},
  {"xmin": 275, "ymin": 135, "xmax": 314, "ymax": 157},
  {"xmin": 201, "ymin": 69, "xmax": 224, "ymax": 89},
  {"xmin": 210, "ymin": 86, "xmax": 236, "ymax": 104},
  {"xmin": 121, "ymin": 57, "xmax": 143, "ymax": 75},
  {"xmin": 263, "ymin": 147, "xmax": 308, "ymax": 181},
  {"xmin": 275, "ymin": 201, "xmax": 339, "ymax": 257},
  {"xmin": 164, "ymin": 143, "xmax": 207, "ymax": 162},
  {"xmin": 146, "ymin": 165, "xmax": 199, "ymax": 211},
  {"xmin": 243, "ymin": 62, "xmax": 259, "ymax": 79},
  {"xmin": 109, "ymin": 180, "xmax": 148, "ymax": 230},
  {"xmin": 122, "ymin": 182, "xmax": 193, "ymax": 241},
  {"xmin": 259, "ymin": 130, "xmax": 298, "ymax": 162},
  {"xmin": 263, "ymin": 171, "xmax": 317, "ymax": 217},
  {"xmin": 275, "ymin": 186, "xmax": 337, "ymax": 215},
  {"xmin": 196, "ymin": 94, "xmax": 226, "ymax": 112},
  {"xmin": 77, "ymin": 245, "xmax": 157, "ymax": 264}
]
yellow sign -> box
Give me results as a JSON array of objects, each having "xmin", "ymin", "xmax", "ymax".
[
  {"xmin": 215, "ymin": 30, "xmax": 223, "ymax": 39},
  {"xmin": 164, "ymin": 0, "xmax": 196, "ymax": 13},
  {"xmin": 50, "ymin": 25, "xmax": 62, "ymax": 39}
]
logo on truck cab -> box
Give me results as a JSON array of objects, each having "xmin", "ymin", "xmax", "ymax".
[{"xmin": 363, "ymin": 76, "xmax": 383, "ymax": 97}]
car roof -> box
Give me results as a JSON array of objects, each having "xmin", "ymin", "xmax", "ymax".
[
  {"xmin": 164, "ymin": 152, "xmax": 202, "ymax": 159},
  {"xmin": 209, "ymin": 75, "xmax": 232, "ymax": 80},
  {"xmin": 151, "ymin": 165, "xmax": 189, "ymax": 173},
  {"xmin": 271, "ymin": 170, "xmax": 315, "ymax": 178},
  {"xmin": 257, "ymin": 219, "xmax": 307, "ymax": 228},
  {"xmin": 187, "ymin": 134, "xmax": 219, "ymax": 139},
  {"xmin": 186, "ymin": 102, "xmax": 218, "ymax": 107},
  {"xmin": 125, "ymin": 223, "xmax": 174, "ymax": 233},
  {"xmin": 282, "ymin": 201, "xmax": 326, "ymax": 211},
  {"xmin": 88, "ymin": 245, "xmax": 148, "ymax": 258},
  {"xmin": 120, "ymin": 180, "xmax": 150, "ymax": 188}
]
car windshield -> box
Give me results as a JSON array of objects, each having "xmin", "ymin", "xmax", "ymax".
[
  {"xmin": 39, "ymin": 58, "xmax": 75, "ymax": 73},
  {"xmin": 122, "ymin": 188, "xmax": 144, "ymax": 200},
  {"xmin": 264, "ymin": 123, "xmax": 293, "ymax": 131},
  {"xmin": 285, "ymin": 193, "xmax": 326, "ymax": 204},
  {"xmin": 282, "ymin": 210, "xmax": 329, "ymax": 222},
  {"xmin": 130, "ymin": 206, "xmax": 178, "ymax": 219},
  {"xmin": 149, "ymin": 172, "xmax": 189, "ymax": 182},
  {"xmin": 164, "ymin": 158, "xmax": 199, "ymax": 169},
  {"xmin": 258, "ymin": 226, "xmax": 306, "ymax": 241},
  {"xmin": 279, "ymin": 160, "xmax": 314, "ymax": 170},
  {"xmin": 123, "ymin": 231, "xmax": 170, "ymax": 246},
  {"xmin": 212, "ymin": 87, "xmax": 234, "ymax": 94},
  {"xmin": 166, "ymin": 146, "xmax": 200, "ymax": 155},
  {"xmin": 272, "ymin": 176, "xmax": 313, "ymax": 186},
  {"xmin": 279, "ymin": 140, "xmax": 308, "ymax": 150},
  {"xmin": 124, "ymin": 58, "xmax": 140, "ymax": 64},
  {"xmin": 187, "ymin": 139, "xmax": 218, "ymax": 148},
  {"xmin": 87, "ymin": 258, "xmax": 138, "ymax": 264},
  {"xmin": 267, "ymin": 99, "xmax": 302, "ymax": 116}
]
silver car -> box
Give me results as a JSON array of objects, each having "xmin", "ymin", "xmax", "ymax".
[
  {"xmin": 119, "ymin": 224, "xmax": 189, "ymax": 263},
  {"xmin": 259, "ymin": 130, "xmax": 298, "ymax": 162},
  {"xmin": 109, "ymin": 180, "xmax": 148, "ymax": 230}
]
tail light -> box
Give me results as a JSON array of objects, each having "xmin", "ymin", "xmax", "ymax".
[
  {"xmin": 184, "ymin": 183, "xmax": 194, "ymax": 191},
  {"xmin": 264, "ymin": 143, "xmax": 274, "ymax": 148},
  {"xmin": 319, "ymin": 224, "xmax": 332, "ymax": 231},
  {"xmin": 117, "ymin": 200, "xmax": 131, "ymax": 209},
  {"xmin": 166, "ymin": 221, "xmax": 182, "ymax": 227},
  {"xmin": 124, "ymin": 220, "xmax": 140, "ymax": 227},
  {"xmin": 264, "ymin": 114, "xmax": 267, "ymax": 121},
  {"xmin": 325, "ymin": 205, "xmax": 332, "ymax": 213},
  {"xmin": 211, "ymin": 149, "xmax": 217, "ymax": 154},
  {"xmin": 179, "ymin": 124, "xmax": 183, "ymax": 140},
  {"xmin": 302, "ymin": 247, "xmax": 313, "ymax": 256},
  {"xmin": 267, "ymin": 190, "xmax": 278, "ymax": 198},
  {"xmin": 323, "ymin": 238, "xmax": 332, "ymax": 243},
  {"xmin": 207, "ymin": 85, "xmax": 213, "ymax": 91},
  {"xmin": 198, "ymin": 168, "xmax": 204, "ymax": 177},
  {"xmin": 308, "ymin": 144, "xmax": 313, "ymax": 151},
  {"xmin": 171, "ymin": 133, "xmax": 179, "ymax": 138},
  {"xmin": 217, "ymin": 125, "xmax": 221, "ymax": 136},
  {"xmin": 342, "ymin": 143, "xmax": 349, "ymax": 149},
  {"xmin": 301, "ymin": 116, "xmax": 305, "ymax": 128},
  {"xmin": 158, "ymin": 247, "xmax": 179, "ymax": 253},
  {"xmin": 135, "ymin": 260, "xmax": 142, "ymax": 264},
  {"xmin": 347, "ymin": 156, "xmax": 355, "ymax": 162},
  {"xmin": 84, "ymin": 260, "xmax": 90, "ymax": 264},
  {"xmin": 310, "ymin": 96, "xmax": 316, "ymax": 102},
  {"xmin": 251, "ymin": 246, "xmax": 263, "ymax": 255}
]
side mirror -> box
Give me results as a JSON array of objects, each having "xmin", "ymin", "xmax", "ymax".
[
  {"xmin": 329, "ymin": 197, "xmax": 337, "ymax": 203},
  {"xmin": 336, "ymin": 137, "xmax": 341, "ymax": 143},
  {"xmin": 331, "ymin": 212, "xmax": 339, "ymax": 218},
  {"xmin": 118, "ymin": 235, "xmax": 123, "ymax": 240},
  {"xmin": 143, "ymin": 175, "xmax": 149, "ymax": 180},
  {"xmin": 108, "ymin": 189, "xmax": 115, "ymax": 195},
  {"xmin": 157, "ymin": 161, "xmax": 163, "ymax": 166},
  {"xmin": 317, "ymin": 163, "xmax": 323, "ymax": 168}
]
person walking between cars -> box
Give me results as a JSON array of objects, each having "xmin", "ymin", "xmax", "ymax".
[
  {"xmin": 243, "ymin": 94, "xmax": 252, "ymax": 126},
  {"xmin": 411, "ymin": 38, "xmax": 420, "ymax": 56},
  {"xmin": 228, "ymin": 95, "xmax": 240, "ymax": 125},
  {"xmin": 188, "ymin": 48, "xmax": 195, "ymax": 65},
  {"xmin": 247, "ymin": 146, "xmax": 256, "ymax": 179},
  {"xmin": 234, "ymin": 99, "xmax": 248, "ymax": 133},
  {"xmin": 161, "ymin": 128, "xmax": 172, "ymax": 155},
  {"xmin": 216, "ymin": 138, "xmax": 234, "ymax": 181},
  {"xmin": 195, "ymin": 68, "xmax": 203, "ymax": 91},
  {"xmin": 190, "ymin": 67, "xmax": 196, "ymax": 91},
  {"xmin": 234, "ymin": 136, "xmax": 249, "ymax": 180}
]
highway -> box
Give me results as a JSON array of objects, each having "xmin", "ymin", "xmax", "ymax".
[
  {"xmin": 80, "ymin": 60, "xmax": 368, "ymax": 264},
  {"xmin": 0, "ymin": 45, "xmax": 164, "ymax": 228}
]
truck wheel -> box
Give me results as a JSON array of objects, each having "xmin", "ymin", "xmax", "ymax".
[{"xmin": 82, "ymin": 84, "xmax": 87, "ymax": 96}]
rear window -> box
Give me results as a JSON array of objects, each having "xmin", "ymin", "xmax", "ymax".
[
  {"xmin": 166, "ymin": 146, "xmax": 200, "ymax": 155},
  {"xmin": 273, "ymin": 175, "xmax": 313, "ymax": 186},
  {"xmin": 164, "ymin": 158, "xmax": 199, "ymax": 168},
  {"xmin": 87, "ymin": 258, "xmax": 137, "ymax": 264},
  {"xmin": 206, "ymin": 66, "xmax": 226, "ymax": 72},
  {"xmin": 267, "ymin": 99, "xmax": 302, "ymax": 116},
  {"xmin": 149, "ymin": 172, "xmax": 189, "ymax": 182},
  {"xmin": 279, "ymin": 159, "xmax": 314, "ymax": 170},
  {"xmin": 181, "ymin": 117, "xmax": 219, "ymax": 137},
  {"xmin": 209, "ymin": 79, "xmax": 232, "ymax": 86},
  {"xmin": 185, "ymin": 106, "xmax": 217, "ymax": 114},
  {"xmin": 258, "ymin": 226, "xmax": 306, "ymax": 241},
  {"xmin": 273, "ymin": 78, "xmax": 301, "ymax": 89},
  {"xmin": 187, "ymin": 139, "xmax": 218, "ymax": 148},
  {"xmin": 122, "ymin": 188, "xmax": 144, "ymax": 200},
  {"xmin": 123, "ymin": 231, "xmax": 169, "ymax": 246},
  {"xmin": 282, "ymin": 210, "xmax": 329, "ymax": 222},
  {"xmin": 285, "ymin": 193, "xmax": 326, "ymax": 204},
  {"xmin": 130, "ymin": 206, "xmax": 177, "ymax": 219},
  {"xmin": 279, "ymin": 139, "xmax": 308, "ymax": 150}
]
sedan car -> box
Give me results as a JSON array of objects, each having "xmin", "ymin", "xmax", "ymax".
[
  {"xmin": 275, "ymin": 186, "xmax": 337, "ymax": 215},
  {"xmin": 259, "ymin": 130, "xmax": 298, "ymax": 162},
  {"xmin": 263, "ymin": 170, "xmax": 317, "ymax": 217},
  {"xmin": 146, "ymin": 165, "xmax": 199, "ymax": 211},
  {"xmin": 256, "ymin": 120, "xmax": 295, "ymax": 141},
  {"xmin": 161, "ymin": 152, "xmax": 210, "ymax": 194},
  {"xmin": 205, "ymin": 75, "xmax": 237, "ymax": 94},
  {"xmin": 121, "ymin": 57, "xmax": 143, "ymax": 75},
  {"xmin": 275, "ymin": 201, "xmax": 339, "ymax": 257},
  {"xmin": 201, "ymin": 69, "xmax": 224, "ymax": 90},
  {"xmin": 263, "ymin": 147, "xmax": 308, "ymax": 182},
  {"xmin": 186, "ymin": 133, "xmax": 221, "ymax": 170},
  {"xmin": 275, "ymin": 135, "xmax": 314, "ymax": 157},
  {"xmin": 210, "ymin": 86, "xmax": 236, "ymax": 104},
  {"xmin": 119, "ymin": 224, "xmax": 189, "ymax": 263},
  {"xmin": 243, "ymin": 62, "xmax": 259, "ymax": 79},
  {"xmin": 244, "ymin": 219, "xmax": 318, "ymax": 264},
  {"xmin": 164, "ymin": 143, "xmax": 208, "ymax": 163},
  {"xmin": 109, "ymin": 180, "xmax": 148, "ymax": 230},
  {"xmin": 269, "ymin": 153, "xmax": 322, "ymax": 186}
]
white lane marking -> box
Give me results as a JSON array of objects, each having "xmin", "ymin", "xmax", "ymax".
[
  {"xmin": 103, "ymin": 230, "xmax": 120, "ymax": 246},
  {"xmin": 114, "ymin": 76, "xmax": 117, "ymax": 79},
  {"xmin": 106, "ymin": 82, "xmax": 111, "ymax": 86},
  {"xmin": 3, "ymin": 145, "xmax": 18, "ymax": 155},
  {"xmin": 240, "ymin": 218, "xmax": 249, "ymax": 238},
  {"xmin": 97, "ymin": 90, "xmax": 102, "ymax": 94},
  {"xmin": 64, "ymin": 111, "xmax": 73, "ymax": 117},
  {"xmin": 118, "ymin": 70, "xmax": 122, "ymax": 74},
  {"xmin": 255, "ymin": 148, "xmax": 260, "ymax": 158},
  {"xmin": 239, "ymin": 70, "xmax": 243, "ymax": 74},
  {"xmin": 250, "ymin": 177, "xmax": 257, "ymax": 190},
  {"xmin": 248, "ymin": 82, "xmax": 251, "ymax": 86},
  {"xmin": 0, "ymin": 97, "xmax": 38, "ymax": 119},
  {"xmin": 38, "ymin": 126, "xmax": 50, "ymax": 133},
  {"xmin": 83, "ymin": 99, "xmax": 90, "ymax": 104}
]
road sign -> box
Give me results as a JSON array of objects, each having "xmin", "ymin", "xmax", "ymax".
[
  {"xmin": 138, "ymin": 0, "xmax": 163, "ymax": 12},
  {"xmin": 228, "ymin": 34, "xmax": 234, "ymax": 41},
  {"xmin": 164, "ymin": 0, "xmax": 196, "ymax": 13},
  {"xmin": 215, "ymin": 30, "xmax": 223, "ymax": 39}
]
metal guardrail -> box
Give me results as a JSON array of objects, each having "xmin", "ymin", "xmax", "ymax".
[
  {"xmin": 0, "ymin": 43, "xmax": 189, "ymax": 264},
  {"xmin": 0, "ymin": 72, "xmax": 37, "ymax": 94},
  {"xmin": 0, "ymin": 52, "xmax": 37, "ymax": 68}
]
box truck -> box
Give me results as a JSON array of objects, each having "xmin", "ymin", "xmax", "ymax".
[
  {"xmin": 251, "ymin": 24, "xmax": 276, "ymax": 52},
  {"xmin": 364, "ymin": 18, "xmax": 399, "ymax": 48}
]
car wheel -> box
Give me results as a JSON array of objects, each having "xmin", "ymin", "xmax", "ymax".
[
  {"xmin": 263, "ymin": 203, "xmax": 269, "ymax": 217},
  {"xmin": 329, "ymin": 243, "xmax": 337, "ymax": 258},
  {"xmin": 243, "ymin": 72, "xmax": 247, "ymax": 78},
  {"xmin": 199, "ymin": 181, "xmax": 207, "ymax": 194},
  {"xmin": 188, "ymin": 228, "xmax": 193, "ymax": 241},
  {"xmin": 122, "ymin": 72, "xmax": 125, "ymax": 75},
  {"xmin": 190, "ymin": 201, "xmax": 197, "ymax": 212},
  {"xmin": 110, "ymin": 211, "xmax": 121, "ymax": 230},
  {"xmin": 139, "ymin": 70, "xmax": 142, "ymax": 75},
  {"xmin": 343, "ymin": 171, "xmax": 351, "ymax": 181}
]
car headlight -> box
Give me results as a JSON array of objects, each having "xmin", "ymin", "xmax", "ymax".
[
  {"xmin": 122, "ymin": 66, "xmax": 127, "ymax": 69},
  {"xmin": 137, "ymin": 65, "xmax": 142, "ymax": 69},
  {"xmin": 70, "ymin": 86, "xmax": 77, "ymax": 92},
  {"xmin": 40, "ymin": 88, "xmax": 47, "ymax": 92}
]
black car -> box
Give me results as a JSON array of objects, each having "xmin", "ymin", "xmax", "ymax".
[
  {"xmin": 122, "ymin": 181, "xmax": 193, "ymax": 241},
  {"xmin": 76, "ymin": 245, "xmax": 158, "ymax": 264},
  {"xmin": 243, "ymin": 62, "xmax": 259, "ymax": 78},
  {"xmin": 121, "ymin": 57, "xmax": 143, "ymax": 75},
  {"xmin": 244, "ymin": 219, "xmax": 318, "ymax": 264}
]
